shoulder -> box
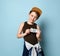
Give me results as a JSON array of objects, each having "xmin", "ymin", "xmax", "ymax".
[
  {"xmin": 34, "ymin": 23, "xmax": 41, "ymax": 30},
  {"xmin": 20, "ymin": 21, "xmax": 27, "ymax": 27},
  {"xmin": 36, "ymin": 24, "xmax": 40, "ymax": 29},
  {"xmin": 34, "ymin": 23, "xmax": 37, "ymax": 26},
  {"xmin": 20, "ymin": 22, "xmax": 24, "ymax": 26},
  {"xmin": 19, "ymin": 22, "xmax": 25, "ymax": 27}
]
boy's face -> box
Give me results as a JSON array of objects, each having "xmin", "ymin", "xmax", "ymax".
[{"xmin": 29, "ymin": 12, "xmax": 38, "ymax": 23}]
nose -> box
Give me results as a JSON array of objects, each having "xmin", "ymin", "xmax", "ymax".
[
  {"xmin": 32, "ymin": 16, "xmax": 35, "ymax": 20},
  {"xmin": 32, "ymin": 18, "xmax": 34, "ymax": 21}
]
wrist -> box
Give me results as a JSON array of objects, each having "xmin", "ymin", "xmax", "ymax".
[{"xmin": 23, "ymin": 33, "xmax": 27, "ymax": 36}]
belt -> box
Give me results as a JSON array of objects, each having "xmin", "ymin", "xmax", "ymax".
[{"xmin": 25, "ymin": 41, "xmax": 41, "ymax": 56}]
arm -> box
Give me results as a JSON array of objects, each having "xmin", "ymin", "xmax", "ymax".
[
  {"xmin": 17, "ymin": 22, "xmax": 30, "ymax": 38},
  {"xmin": 17, "ymin": 22, "xmax": 26, "ymax": 38},
  {"xmin": 36, "ymin": 25, "xmax": 41, "ymax": 41}
]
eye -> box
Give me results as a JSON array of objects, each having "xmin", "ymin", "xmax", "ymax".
[{"xmin": 31, "ymin": 15, "xmax": 33, "ymax": 17}]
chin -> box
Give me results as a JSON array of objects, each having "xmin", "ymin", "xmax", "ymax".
[
  {"xmin": 30, "ymin": 20, "xmax": 34, "ymax": 23},
  {"xmin": 31, "ymin": 21, "xmax": 34, "ymax": 23}
]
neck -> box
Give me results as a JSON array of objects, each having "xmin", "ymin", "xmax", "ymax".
[{"xmin": 27, "ymin": 21, "xmax": 34, "ymax": 25}]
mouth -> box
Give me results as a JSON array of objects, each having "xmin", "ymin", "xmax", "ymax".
[{"xmin": 31, "ymin": 20, "xmax": 34, "ymax": 22}]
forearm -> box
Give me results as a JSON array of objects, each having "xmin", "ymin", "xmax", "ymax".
[
  {"xmin": 17, "ymin": 33, "xmax": 26, "ymax": 38},
  {"xmin": 36, "ymin": 33, "xmax": 41, "ymax": 41}
]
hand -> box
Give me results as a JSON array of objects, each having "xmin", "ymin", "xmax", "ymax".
[
  {"xmin": 25, "ymin": 29, "xmax": 30, "ymax": 35},
  {"xmin": 36, "ymin": 29, "xmax": 41, "ymax": 35},
  {"xmin": 36, "ymin": 29, "xmax": 41, "ymax": 41}
]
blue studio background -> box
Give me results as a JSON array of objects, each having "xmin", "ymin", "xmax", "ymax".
[{"xmin": 0, "ymin": 0, "xmax": 60, "ymax": 56}]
